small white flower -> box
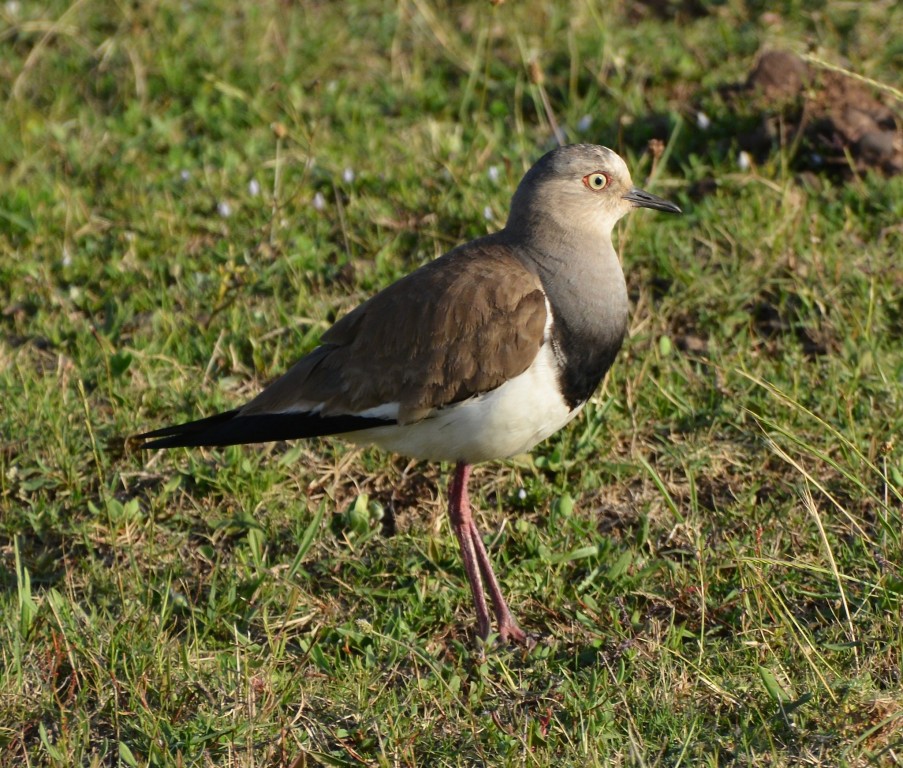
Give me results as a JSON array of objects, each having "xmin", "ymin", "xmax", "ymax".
[
  {"xmin": 62, "ymin": 246, "xmax": 72, "ymax": 268},
  {"xmin": 248, "ymin": 179, "xmax": 261, "ymax": 197},
  {"xmin": 487, "ymin": 165, "xmax": 500, "ymax": 184},
  {"xmin": 696, "ymin": 111, "xmax": 711, "ymax": 130},
  {"xmin": 517, "ymin": 488, "xmax": 527, "ymax": 500},
  {"xmin": 737, "ymin": 151, "xmax": 752, "ymax": 171},
  {"xmin": 180, "ymin": 169, "xmax": 191, "ymax": 181},
  {"xmin": 217, "ymin": 201, "xmax": 232, "ymax": 217},
  {"xmin": 576, "ymin": 115, "xmax": 593, "ymax": 133},
  {"xmin": 483, "ymin": 206, "xmax": 494, "ymax": 221},
  {"xmin": 342, "ymin": 167, "xmax": 355, "ymax": 184},
  {"xmin": 312, "ymin": 192, "xmax": 326, "ymax": 211}
]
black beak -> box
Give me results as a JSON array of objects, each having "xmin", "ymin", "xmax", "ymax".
[{"xmin": 623, "ymin": 186, "xmax": 682, "ymax": 214}]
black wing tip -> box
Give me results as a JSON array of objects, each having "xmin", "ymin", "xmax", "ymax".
[
  {"xmin": 128, "ymin": 409, "xmax": 243, "ymax": 451},
  {"xmin": 130, "ymin": 409, "xmax": 395, "ymax": 450},
  {"xmin": 127, "ymin": 433, "xmax": 195, "ymax": 450}
]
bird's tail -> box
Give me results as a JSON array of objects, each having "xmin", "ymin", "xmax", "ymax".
[{"xmin": 132, "ymin": 408, "xmax": 393, "ymax": 449}]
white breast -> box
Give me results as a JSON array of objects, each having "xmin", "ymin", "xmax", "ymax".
[{"xmin": 343, "ymin": 340, "xmax": 581, "ymax": 464}]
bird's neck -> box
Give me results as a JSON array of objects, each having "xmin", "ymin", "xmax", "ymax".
[{"xmin": 502, "ymin": 222, "xmax": 629, "ymax": 408}]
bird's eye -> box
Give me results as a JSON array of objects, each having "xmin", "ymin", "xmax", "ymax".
[{"xmin": 583, "ymin": 172, "xmax": 609, "ymax": 190}]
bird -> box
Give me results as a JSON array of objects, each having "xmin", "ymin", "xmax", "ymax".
[{"xmin": 133, "ymin": 143, "xmax": 681, "ymax": 644}]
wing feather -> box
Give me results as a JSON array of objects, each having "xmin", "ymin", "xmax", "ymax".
[{"xmin": 242, "ymin": 237, "xmax": 548, "ymax": 425}]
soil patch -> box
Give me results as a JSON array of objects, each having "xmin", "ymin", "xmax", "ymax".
[{"xmin": 732, "ymin": 50, "xmax": 902, "ymax": 178}]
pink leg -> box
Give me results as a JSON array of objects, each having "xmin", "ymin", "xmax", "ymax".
[
  {"xmin": 448, "ymin": 462, "xmax": 526, "ymax": 644},
  {"xmin": 448, "ymin": 462, "xmax": 491, "ymax": 639},
  {"xmin": 468, "ymin": 518, "xmax": 526, "ymax": 644}
]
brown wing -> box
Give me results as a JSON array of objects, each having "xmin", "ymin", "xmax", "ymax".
[{"xmin": 241, "ymin": 238, "xmax": 548, "ymax": 424}]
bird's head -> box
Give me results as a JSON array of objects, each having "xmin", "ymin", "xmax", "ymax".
[{"xmin": 506, "ymin": 144, "xmax": 680, "ymax": 242}]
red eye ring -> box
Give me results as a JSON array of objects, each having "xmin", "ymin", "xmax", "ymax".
[{"xmin": 583, "ymin": 172, "xmax": 609, "ymax": 190}]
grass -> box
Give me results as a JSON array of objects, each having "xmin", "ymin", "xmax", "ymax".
[{"xmin": 2, "ymin": 0, "xmax": 903, "ymax": 765}]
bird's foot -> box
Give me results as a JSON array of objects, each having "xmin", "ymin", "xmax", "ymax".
[{"xmin": 498, "ymin": 620, "xmax": 529, "ymax": 646}]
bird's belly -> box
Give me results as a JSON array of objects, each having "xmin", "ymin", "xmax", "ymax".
[{"xmin": 344, "ymin": 343, "xmax": 583, "ymax": 464}]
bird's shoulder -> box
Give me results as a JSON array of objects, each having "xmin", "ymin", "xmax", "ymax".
[{"xmin": 322, "ymin": 235, "xmax": 544, "ymax": 346}]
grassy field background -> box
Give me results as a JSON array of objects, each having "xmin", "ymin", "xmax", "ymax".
[{"xmin": 2, "ymin": 0, "xmax": 903, "ymax": 765}]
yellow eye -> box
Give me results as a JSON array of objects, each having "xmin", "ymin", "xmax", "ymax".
[{"xmin": 583, "ymin": 172, "xmax": 609, "ymax": 190}]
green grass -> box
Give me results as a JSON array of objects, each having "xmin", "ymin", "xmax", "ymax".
[{"xmin": 2, "ymin": 0, "xmax": 903, "ymax": 765}]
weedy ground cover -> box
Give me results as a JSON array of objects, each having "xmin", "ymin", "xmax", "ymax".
[{"xmin": 1, "ymin": 1, "xmax": 902, "ymax": 765}]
